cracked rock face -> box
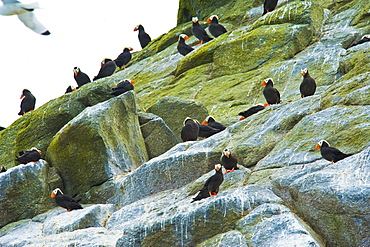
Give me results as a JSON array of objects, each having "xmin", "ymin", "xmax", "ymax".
[{"xmin": 1, "ymin": 0, "xmax": 370, "ymax": 246}]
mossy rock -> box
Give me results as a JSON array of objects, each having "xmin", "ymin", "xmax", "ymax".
[{"xmin": 46, "ymin": 92, "xmax": 148, "ymax": 198}]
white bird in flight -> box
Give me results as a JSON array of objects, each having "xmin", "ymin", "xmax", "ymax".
[{"xmin": 0, "ymin": 0, "xmax": 50, "ymax": 35}]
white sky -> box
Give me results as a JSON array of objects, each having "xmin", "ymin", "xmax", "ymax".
[{"xmin": 0, "ymin": 0, "xmax": 179, "ymax": 127}]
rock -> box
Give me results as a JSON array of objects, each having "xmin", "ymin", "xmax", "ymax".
[
  {"xmin": 46, "ymin": 91, "xmax": 148, "ymax": 198},
  {"xmin": 139, "ymin": 112, "xmax": 179, "ymax": 159},
  {"xmin": 146, "ymin": 96, "xmax": 209, "ymax": 141},
  {"xmin": 0, "ymin": 160, "xmax": 60, "ymax": 228}
]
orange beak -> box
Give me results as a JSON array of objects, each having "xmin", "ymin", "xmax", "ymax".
[
  {"xmin": 74, "ymin": 71, "xmax": 78, "ymax": 76},
  {"xmin": 20, "ymin": 94, "xmax": 24, "ymax": 99},
  {"xmin": 239, "ymin": 116, "xmax": 245, "ymax": 121},
  {"xmin": 261, "ymin": 81, "xmax": 267, "ymax": 86},
  {"xmin": 184, "ymin": 35, "xmax": 189, "ymax": 40},
  {"xmin": 301, "ymin": 71, "xmax": 306, "ymax": 76},
  {"xmin": 225, "ymin": 153, "xmax": 230, "ymax": 158},
  {"xmin": 201, "ymin": 120, "xmax": 208, "ymax": 125},
  {"xmin": 206, "ymin": 18, "xmax": 211, "ymax": 23},
  {"xmin": 130, "ymin": 80, "xmax": 135, "ymax": 84},
  {"xmin": 129, "ymin": 47, "xmax": 134, "ymax": 51},
  {"xmin": 133, "ymin": 28, "xmax": 138, "ymax": 31},
  {"xmin": 315, "ymin": 144, "xmax": 321, "ymax": 150},
  {"xmin": 50, "ymin": 192, "xmax": 56, "ymax": 198}
]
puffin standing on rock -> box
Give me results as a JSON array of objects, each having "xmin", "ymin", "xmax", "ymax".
[
  {"xmin": 198, "ymin": 124, "xmax": 221, "ymax": 138},
  {"xmin": 15, "ymin": 147, "xmax": 42, "ymax": 164},
  {"xmin": 177, "ymin": 34, "xmax": 194, "ymax": 56},
  {"xmin": 73, "ymin": 67, "xmax": 91, "ymax": 88},
  {"xmin": 206, "ymin": 15, "xmax": 227, "ymax": 38},
  {"xmin": 191, "ymin": 17, "xmax": 212, "ymax": 46},
  {"xmin": 220, "ymin": 148, "xmax": 238, "ymax": 174},
  {"xmin": 134, "ymin": 24, "xmax": 151, "ymax": 49},
  {"xmin": 111, "ymin": 79, "xmax": 134, "ymax": 96},
  {"xmin": 316, "ymin": 140, "xmax": 352, "ymax": 164},
  {"xmin": 350, "ymin": 35, "xmax": 370, "ymax": 47},
  {"xmin": 181, "ymin": 118, "xmax": 199, "ymax": 142},
  {"xmin": 114, "ymin": 47, "xmax": 133, "ymax": 70},
  {"xmin": 238, "ymin": 104, "xmax": 265, "ymax": 120},
  {"xmin": 263, "ymin": 0, "xmax": 279, "ymax": 15},
  {"xmin": 191, "ymin": 164, "xmax": 224, "ymax": 203},
  {"xmin": 18, "ymin": 89, "xmax": 36, "ymax": 115},
  {"xmin": 261, "ymin": 78, "xmax": 280, "ymax": 106},
  {"xmin": 51, "ymin": 188, "xmax": 83, "ymax": 212},
  {"xmin": 300, "ymin": 68, "xmax": 316, "ymax": 98},
  {"xmin": 93, "ymin": 58, "xmax": 117, "ymax": 81},
  {"xmin": 202, "ymin": 116, "xmax": 226, "ymax": 131}
]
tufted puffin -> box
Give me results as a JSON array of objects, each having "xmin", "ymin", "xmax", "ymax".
[
  {"xmin": 198, "ymin": 124, "xmax": 221, "ymax": 138},
  {"xmin": 350, "ymin": 35, "xmax": 370, "ymax": 47},
  {"xmin": 191, "ymin": 17, "xmax": 213, "ymax": 46},
  {"xmin": 263, "ymin": 0, "xmax": 279, "ymax": 15},
  {"xmin": 0, "ymin": 166, "xmax": 6, "ymax": 173},
  {"xmin": 111, "ymin": 79, "xmax": 134, "ymax": 96},
  {"xmin": 191, "ymin": 164, "xmax": 224, "ymax": 203},
  {"xmin": 18, "ymin": 89, "xmax": 36, "ymax": 115},
  {"xmin": 316, "ymin": 140, "xmax": 352, "ymax": 164},
  {"xmin": 93, "ymin": 58, "xmax": 117, "ymax": 81},
  {"xmin": 134, "ymin": 24, "xmax": 151, "ymax": 49},
  {"xmin": 177, "ymin": 34, "xmax": 194, "ymax": 56},
  {"xmin": 15, "ymin": 147, "xmax": 42, "ymax": 164},
  {"xmin": 114, "ymin": 47, "xmax": 133, "ymax": 70},
  {"xmin": 300, "ymin": 68, "xmax": 316, "ymax": 98},
  {"xmin": 202, "ymin": 116, "xmax": 226, "ymax": 131},
  {"xmin": 73, "ymin": 67, "xmax": 91, "ymax": 87},
  {"xmin": 238, "ymin": 104, "xmax": 265, "ymax": 120},
  {"xmin": 181, "ymin": 117, "xmax": 199, "ymax": 142},
  {"xmin": 65, "ymin": 85, "xmax": 77, "ymax": 94},
  {"xmin": 261, "ymin": 78, "xmax": 280, "ymax": 106},
  {"xmin": 51, "ymin": 188, "xmax": 83, "ymax": 212},
  {"xmin": 220, "ymin": 148, "xmax": 238, "ymax": 174},
  {"xmin": 206, "ymin": 15, "xmax": 227, "ymax": 38}
]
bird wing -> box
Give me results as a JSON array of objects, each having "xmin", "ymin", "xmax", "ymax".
[{"xmin": 17, "ymin": 10, "xmax": 49, "ymax": 34}]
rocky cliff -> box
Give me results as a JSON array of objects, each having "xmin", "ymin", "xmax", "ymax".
[{"xmin": 0, "ymin": 0, "xmax": 370, "ymax": 246}]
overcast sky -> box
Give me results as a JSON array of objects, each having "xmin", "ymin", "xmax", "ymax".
[{"xmin": 0, "ymin": 0, "xmax": 179, "ymax": 127}]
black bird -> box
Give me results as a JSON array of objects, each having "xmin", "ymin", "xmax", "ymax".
[
  {"xmin": 177, "ymin": 34, "xmax": 194, "ymax": 56},
  {"xmin": 0, "ymin": 127, "xmax": 5, "ymax": 131},
  {"xmin": 134, "ymin": 24, "xmax": 151, "ymax": 49},
  {"xmin": 51, "ymin": 188, "xmax": 83, "ymax": 212},
  {"xmin": 18, "ymin": 89, "xmax": 36, "ymax": 115},
  {"xmin": 220, "ymin": 148, "xmax": 238, "ymax": 174},
  {"xmin": 238, "ymin": 104, "xmax": 265, "ymax": 120},
  {"xmin": 191, "ymin": 164, "xmax": 224, "ymax": 203},
  {"xmin": 202, "ymin": 116, "xmax": 226, "ymax": 131},
  {"xmin": 191, "ymin": 17, "xmax": 213, "ymax": 46},
  {"xmin": 198, "ymin": 124, "xmax": 221, "ymax": 138},
  {"xmin": 300, "ymin": 68, "xmax": 316, "ymax": 98},
  {"xmin": 181, "ymin": 118, "xmax": 199, "ymax": 142},
  {"xmin": 111, "ymin": 79, "xmax": 134, "ymax": 96},
  {"xmin": 15, "ymin": 147, "xmax": 42, "ymax": 164},
  {"xmin": 114, "ymin": 47, "xmax": 133, "ymax": 70},
  {"xmin": 263, "ymin": 0, "xmax": 279, "ymax": 15},
  {"xmin": 261, "ymin": 78, "xmax": 280, "ymax": 106},
  {"xmin": 350, "ymin": 35, "xmax": 370, "ymax": 47},
  {"xmin": 316, "ymin": 140, "xmax": 352, "ymax": 164},
  {"xmin": 93, "ymin": 58, "xmax": 117, "ymax": 81},
  {"xmin": 73, "ymin": 67, "xmax": 91, "ymax": 87},
  {"xmin": 65, "ymin": 85, "xmax": 76, "ymax": 94},
  {"xmin": 206, "ymin": 15, "xmax": 227, "ymax": 38},
  {"xmin": 0, "ymin": 166, "xmax": 6, "ymax": 173}
]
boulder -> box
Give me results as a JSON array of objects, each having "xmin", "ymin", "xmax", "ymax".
[
  {"xmin": 46, "ymin": 91, "xmax": 148, "ymax": 198},
  {"xmin": 146, "ymin": 96, "xmax": 209, "ymax": 141},
  {"xmin": 0, "ymin": 160, "xmax": 60, "ymax": 228},
  {"xmin": 139, "ymin": 112, "xmax": 179, "ymax": 159}
]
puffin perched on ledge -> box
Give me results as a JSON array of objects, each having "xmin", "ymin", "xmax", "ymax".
[
  {"xmin": 18, "ymin": 89, "xmax": 36, "ymax": 116},
  {"xmin": 73, "ymin": 67, "xmax": 91, "ymax": 88},
  {"xmin": 206, "ymin": 15, "xmax": 227, "ymax": 38},
  {"xmin": 220, "ymin": 148, "xmax": 238, "ymax": 174},
  {"xmin": 51, "ymin": 188, "xmax": 83, "ymax": 212},
  {"xmin": 191, "ymin": 17, "xmax": 212, "ymax": 46},
  {"xmin": 191, "ymin": 164, "xmax": 224, "ymax": 203},
  {"xmin": 263, "ymin": 0, "xmax": 279, "ymax": 15},
  {"xmin": 300, "ymin": 68, "xmax": 316, "ymax": 98},
  {"xmin": 261, "ymin": 78, "xmax": 280, "ymax": 106},
  {"xmin": 202, "ymin": 116, "xmax": 226, "ymax": 131},
  {"xmin": 177, "ymin": 34, "xmax": 194, "ymax": 56},
  {"xmin": 238, "ymin": 104, "xmax": 265, "ymax": 120},
  {"xmin": 181, "ymin": 117, "xmax": 199, "ymax": 142},
  {"xmin": 316, "ymin": 140, "xmax": 352, "ymax": 164},
  {"xmin": 134, "ymin": 24, "xmax": 151, "ymax": 49},
  {"xmin": 93, "ymin": 58, "xmax": 117, "ymax": 81},
  {"xmin": 198, "ymin": 124, "xmax": 221, "ymax": 138},
  {"xmin": 114, "ymin": 47, "xmax": 133, "ymax": 70},
  {"xmin": 111, "ymin": 79, "xmax": 134, "ymax": 96},
  {"xmin": 15, "ymin": 147, "xmax": 42, "ymax": 164}
]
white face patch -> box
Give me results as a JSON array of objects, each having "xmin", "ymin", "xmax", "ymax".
[
  {"xmin": 53, "ymin": 188, "xmax": 63, "ymax": 195},
  {"xmin": 192, "ymin": 17, "xmax": 198, "ymax": 22},
  {"xmin": 215, "ymin": 164, "xmax": 222, "ymax": 170}
]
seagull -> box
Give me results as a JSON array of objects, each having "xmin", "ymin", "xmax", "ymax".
[{"xmin": 0, "ymin": 0, "xmax": 50, "ymax": 35}]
